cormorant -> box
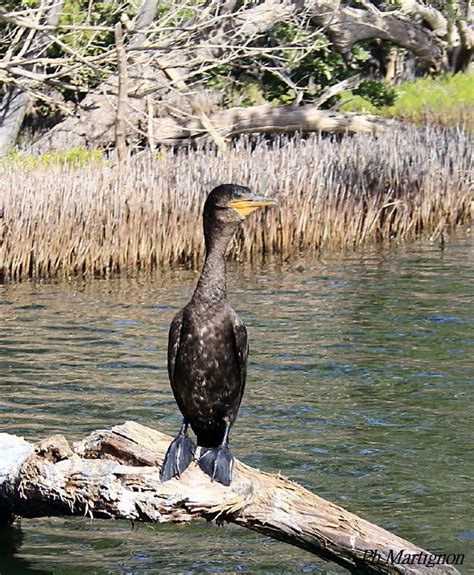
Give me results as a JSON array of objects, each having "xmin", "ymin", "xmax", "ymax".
[{"xmin": 160, "ymin": 184, "xmax": 278, "ymax": 486}]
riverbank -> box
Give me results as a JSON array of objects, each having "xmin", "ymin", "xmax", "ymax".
[{"xmin": 1, "ymin": 125, "xmax": 472, "ymax": 281}]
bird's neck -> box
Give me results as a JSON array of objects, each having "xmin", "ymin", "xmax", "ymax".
[{"xmin": 193, "ymin": 220, "xmax": 238, "ymax": 304}]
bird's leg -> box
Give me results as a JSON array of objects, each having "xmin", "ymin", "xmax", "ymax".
[
  {"xmin": 160, "ymin": 419, "xmax": 196, "ymax": 482},
  {"xmin": 198, "ymin": 421, "xmax": 234, "ymax": 486},
  {"xmin": 221, "ymin": 421, "xmax": 230, "ymax": 444}
]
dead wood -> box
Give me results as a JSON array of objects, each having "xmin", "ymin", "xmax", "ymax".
[
  {"xmin": 0, "ymin": 421, "xmax": 460, "ymax": 575},
  {"xmin": 309, "ymin": 2, "xmax": 444, "ymax": 66},
  {"xmin": 32, "ymin": 102, "xmax": 390, "ymax": 152},
  {"xmin": 399, "ymin": 0, "xmax": 473, "ymax": 71},
  {"xmin": 150, "ymin": 102, "xmax": 390, "ymax": 144},
  {"xmin": 114, "ymin": 22, "xmax": 129, "ymax": 165},
  {"xmin": 28, "ymin": 0, "xmax": 293, "ymax": 153}
]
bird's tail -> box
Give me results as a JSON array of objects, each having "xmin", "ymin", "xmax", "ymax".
[{"xmin": 192, "ymin": 421, "xmax": 226, "ymax": 448}]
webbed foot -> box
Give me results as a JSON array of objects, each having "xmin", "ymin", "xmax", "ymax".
[
  {"xmin": 198, "ymin": 446, "xmax": 234, "ymax": 486},
  {"xmin": 160, "ymin": 434, "xmax": 195, "ymax": 481}
]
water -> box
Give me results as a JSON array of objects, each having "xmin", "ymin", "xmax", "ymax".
[{"xmin": 1, "ymin": 236, "xmax": 473, "ymax": 574}]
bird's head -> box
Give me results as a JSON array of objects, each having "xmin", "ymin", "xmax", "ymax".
[{"xmin": 203, "ymin": 184, "xmax": 278, "ymax": 226}]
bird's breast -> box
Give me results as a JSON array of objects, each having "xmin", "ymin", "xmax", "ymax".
[
  {"xmin": 172, "ymin": 307, "xmax": 241, "ymax": 415},
  {"xmin": 178, "ymin": 315, "xmax": 235, "ymax": 375}
]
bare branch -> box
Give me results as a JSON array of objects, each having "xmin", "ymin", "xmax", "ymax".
[{"xmin": 115, "ymin": 22, "xmax": 129, "ymax": 166}]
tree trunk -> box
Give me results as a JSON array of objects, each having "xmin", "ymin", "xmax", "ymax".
[
  {"xmin": 0, "ymin": 89, "xmax": 29, "ymax": 152},
  {"xmin": 452, "ymin": 8, "xmax": 473, "ymax": 71},
  {"xmin": 129, "ymin": 0, "xmax": 160, "ymax": 48},
  {"xmin": 0, "ymin": 0, "xmax": 64, "ymax": 153},
  {"xmin": 0, "ymin": 422, "xmax": 462, "ymax": 575},
  {"xmin": 399, "ymin": 0, "xmax": 474, "ymax": 72}
]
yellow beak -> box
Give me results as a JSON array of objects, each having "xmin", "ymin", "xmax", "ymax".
[{"xmin": 229, "ymin": 195, "xmax": 278, "ymax": 218}]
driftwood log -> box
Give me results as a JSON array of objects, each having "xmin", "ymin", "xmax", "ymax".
[
  {"xmin": 0, "ymin": 422, "xmax": 460, "ymax": 575},
  {"xmin": 30, "ymin": 102, "xmax": 390, "ymax": 152}
]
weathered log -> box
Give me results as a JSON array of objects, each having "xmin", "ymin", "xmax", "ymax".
[
  {"xmin": 29, "ymin": 102, "xmax": 391, "ymax": 151},
  {"xmin": 0, "ymin": 421, "xmax": 460, "ymax": 575},
  {"xmin": 145, "ymin": 102, "xmax": 390, "ymax": 145}
]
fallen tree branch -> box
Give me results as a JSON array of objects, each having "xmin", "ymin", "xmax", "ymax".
[
  {"xmin": 149, "ymin": 103, "xmax": 391, "ymax": 145},
  {"xmin": 31, "ymin": 100, "xmax": 391, "ymax": 151},
  {"xmin": 0, "ymin": 422, "xmax": 461, "ymax": 575}
]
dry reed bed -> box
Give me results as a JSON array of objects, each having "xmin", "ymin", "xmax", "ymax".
[{"xmin": 0, "ymin": 126, "xmax": 472, "ymax": 281}]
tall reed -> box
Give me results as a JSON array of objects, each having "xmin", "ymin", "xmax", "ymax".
[{"xmin": 0, "ymin": 125, "xmax": 472, "ymax": 281}]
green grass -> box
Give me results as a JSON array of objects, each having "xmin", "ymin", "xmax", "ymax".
[
  {"xmin": 340, "ymin": 70, "xmax": 474, "ymax": 128},
  {"xmin": 1, "ymin": 146, "xmax": 104, "ymax": 168}
]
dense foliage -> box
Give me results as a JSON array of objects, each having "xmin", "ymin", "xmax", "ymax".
[{"xmin": 205, "ymin": 22, "xmax": 399, "ymax": 108}]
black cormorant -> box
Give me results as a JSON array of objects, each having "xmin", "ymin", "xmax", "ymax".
[{"xmin": 160, "ymin": 184, "xmax": 278, "ymax": 486}]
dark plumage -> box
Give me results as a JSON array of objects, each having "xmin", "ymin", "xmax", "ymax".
[{"xmin": 160, "ymin": 184, "xmax": 278, "ymax": 485}]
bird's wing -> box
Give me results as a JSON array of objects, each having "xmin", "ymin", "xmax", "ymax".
[
  {"xmin": 168, "ymin": 309, "xmax": 183, "ymax": 385},
  {"xmin": 230, "ymin": 310, "xmax": 249, "ymax": 394}
]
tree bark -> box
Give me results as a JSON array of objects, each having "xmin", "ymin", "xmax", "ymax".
[
  {"xmin": 0, "ymin": 0, "xmax": 64, "ymax": 153},
  {"xmin": 309, "ymin": 2, "xmax": 444, "ymax": 66},
  {"xmin": 0, "ymin": 422, "xmax": 461, "ymax": 575}
]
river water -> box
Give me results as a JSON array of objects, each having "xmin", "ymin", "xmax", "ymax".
[{"xmin": 1, "ymin": 236, "xmax": 473, "ymax": 574}]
